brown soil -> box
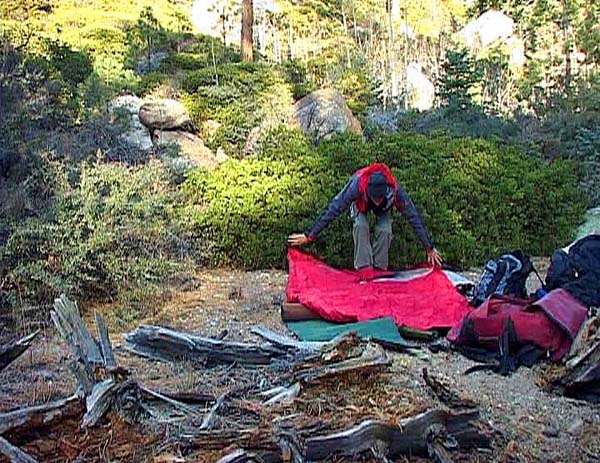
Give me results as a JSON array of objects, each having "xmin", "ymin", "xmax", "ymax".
[{"xmin": 1, "ymin": 264, "xmax": 599, "ymax": 462}]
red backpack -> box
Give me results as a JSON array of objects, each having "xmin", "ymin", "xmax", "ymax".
[{"xmin": 447, "ymin": 289, "xmax": 587, "ymax": 361}]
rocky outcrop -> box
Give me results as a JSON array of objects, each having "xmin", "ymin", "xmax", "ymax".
[
  {"xmin": 289, "ymin": 89, "xmax": 363, "ymax": 143},
  {"xmin": 458, "ymin": 10, "xmax": 514, "ymax": 50},
  {"xmin": 154, "ymin": 130, "xmax": 227, "ymax": 171},
  {"xmin": 457, "ymin": 9, "xmax": 526, "ymax": 67},
  {"xmin": 139, "ymin": 99, "xmax": 193, "ymax": 131},
  {"xmin": 110, "ymin": 95, "xmax": 153, "ymax": 151},
  {"xmin": 406, "ymin": 63, "xmax": 435, "ymax": 111}
]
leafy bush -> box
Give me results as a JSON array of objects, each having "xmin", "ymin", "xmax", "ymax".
[
  {"xmin": 184, "ymin": 129, "xmax": 586, "ymax": 270},
  {"xmin": 179, "ymin": 63, "xmax": 295, "ymax": 157},
  {"xmin": 0, "ymin": 161, "xmax": 200, "ymax": 311}
]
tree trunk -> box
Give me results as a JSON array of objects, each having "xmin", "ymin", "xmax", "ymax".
[
  {"xmin": 341, "ymin": 0, "xmax": 351, "ymax": 68},
  {"xmin": 288, "ymin": 23, "xmax": 295, "ymax": 60},
  {"xmin": 241, "ymin": 0, "xmax": 254, "ymax": 61},
  {"xmin": 387, "ymin": 0, "xmax": 399, "ymax": 99}
]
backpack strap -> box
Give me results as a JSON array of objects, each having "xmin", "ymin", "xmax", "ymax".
[{"xmin": 484, "ymin": 260, "xmax": 508, "ymax": 299}]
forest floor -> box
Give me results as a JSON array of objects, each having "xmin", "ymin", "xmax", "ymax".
[{"xmin": 1, "ymin": 260, "xmax": 599, "ymax": 463}]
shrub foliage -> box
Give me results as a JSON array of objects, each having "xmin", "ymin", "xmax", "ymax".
[{"xmin": 184, "ymin": 129, "xmax": 586, "ymax": 269}]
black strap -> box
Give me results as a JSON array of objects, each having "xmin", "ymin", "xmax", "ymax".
[{"xmin": 484, "ymin": 260, "xmax": 507, "ymax": 299}]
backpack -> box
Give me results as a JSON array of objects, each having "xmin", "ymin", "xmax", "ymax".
[{"xmin": 471, "ymin": 250, "xmax": 539, "ymax": 307}]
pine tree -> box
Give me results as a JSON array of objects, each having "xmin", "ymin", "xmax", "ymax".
[{"xmin": 438, "ymin": 48, "xmax": 484, "ymax": 109}]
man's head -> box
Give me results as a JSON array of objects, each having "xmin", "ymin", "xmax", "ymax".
[{"xmin": 367, "ymin": 171, "xmax": 388, "ymax": 205}]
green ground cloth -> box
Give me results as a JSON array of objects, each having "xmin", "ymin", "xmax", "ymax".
[{"xmin": 286, "ymin": 316, "xmax": 413, "ymax": 347}]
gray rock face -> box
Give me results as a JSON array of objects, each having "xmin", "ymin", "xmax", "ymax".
[
  {"xmin": 458, "ymin": 9, "xmax": 514, "ymax": 49},
  {"xmin": 290, "ymin": 89, "xmax": 363, "ymax": 143},
  {"xmin": 154, "ymin": 130, "xmax": 227, "ymax": 171},
  {"xmin": 139, "ymin": 99, "xmax": 193, "ymax": 131},
  {"xmin": 111, "ymin": 95, "xmax": 154, "ymax": 151},
  {"xmin": 406, "ymin": 62, "xmax": 435, "ymax": 111}
]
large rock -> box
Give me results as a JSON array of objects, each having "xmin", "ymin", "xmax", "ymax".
[
  {"xmin": 290, "ymin": 89, "xmax": 363, "ymax": 143},
  {"xmin": 154, "ymin": 130, "xmax": 227, "ymax": 171},
  {"xmin": 111, "ymin": 95, "xmax": 153, "ymax": 151},
  {"xmin": 405, "ymin": 63, "xmax": 435, "ymax": 111},
  {"xmin": 576, "ymin": 208, "xmax": 600, "ymax": 239},
  {"xmin": 139, "ymin": 99, "xmax": 193, "ymax": 131},
  {"xmin": 458, "ymin": 10, "xmax": 514, "ymax": 49}
]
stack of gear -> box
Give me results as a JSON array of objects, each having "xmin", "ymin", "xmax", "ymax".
[
  {"xmin": 448, "ymin": 235, "xmax": 599, "ymax": 374},
  {"xmin": 545, "ymin": 234, "xmax": 600, "ymax": 308}
]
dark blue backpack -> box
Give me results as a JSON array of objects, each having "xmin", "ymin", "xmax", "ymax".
[{"xmin": 472, "ymin": 250, "xmax": 539, "ymax": 307}]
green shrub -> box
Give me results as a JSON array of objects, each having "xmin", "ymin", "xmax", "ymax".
[
  {"xmin": 184, "ymin": 129, "xmax": 587, "ymax": 270},
  {"xmin": 0, "ymin": 161, "xmax": 200, "ymax": 310},
  {"xmin": 179, "ymin": 63, "xmax": 295, "ymax": 157}
]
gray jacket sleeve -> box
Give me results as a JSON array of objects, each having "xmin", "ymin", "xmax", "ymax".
[
  {"xmin": 308, "ymin": 175, "xmax": 360, "ymax": 240},
  {"xmin": 396, "ymin": 186, "xmax": 434, "ymax": 250}
]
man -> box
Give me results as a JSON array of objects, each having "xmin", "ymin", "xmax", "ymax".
[{"xmin": 288, "ymin": 163, "xmax": 442, "ymax": 274}]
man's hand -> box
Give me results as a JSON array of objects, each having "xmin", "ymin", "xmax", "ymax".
[
  {"xmin": 427, "ymin": 248, "xmax": 443, "ymax": 268},
  {"xmin": 288, "ymin": 233, "xmax": 310, "ymax": 246}
]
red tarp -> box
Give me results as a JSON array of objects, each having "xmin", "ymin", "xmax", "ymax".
[{"xmin": 286, "ymin": 248, "xmax": 472, "ymax": 330}]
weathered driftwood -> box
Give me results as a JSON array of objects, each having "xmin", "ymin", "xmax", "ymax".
[
  {"xmin": 52, "ymin": 295, "xmax": 102, "ymax": 366},
  {"xmin": 95, "ymin": 310, "xmax": 117, "ymax": 368},
  {"xmin": 561, "ymin": 338, "xmax": 600, "ymax": 401},
  {"xmin": 200, "ymin": 391, "xmax": 228, "ymax": 431},
  {"xmin": 250, "ymin": 326, "xmax": 327, "ymax": 353},
  {"xmin": 51, "ymin": 296, "xmax": 205, "ymax": 429},
  {"xmin": 197, "ymin": 409, "xmax": 489, "ymax": 461},
  {"xmin": 0, "ymin": 395, "xmax": 82, "ymax": 435},
  {"xmin": 294, "ymin": 343, "xmax": 390, "ymax": 383},
  {"xmin": 0, "ymin": 331, "xmax": 39, "ymax": 373},
  {"xmin": 215, "ymin": 449, "xmax": 265, "ymax": 463},
  {"xmin": 0, "ymin": 436, "xmax": 38, "ymax": 463},
  {"xmin": 426, "ymin": 422, "xmax": 456, "ymax": 463},
  {"xmin": 422, "ymin": 368, "xmax": 477, "ymax": 410},
  {"xmin": 82, "ymin": 379, "xmax": 117, "ymax": 428},
  {"xmin": 276, "ymin": 425, "xmax": 305, "ymax": 463},
  {"xmin": 263, "ymin": 383, "xmax": 301, "ymax": 406},
  {"xmin": 123, "ymin": 324, "xmax": 287, "ymax": 365},
  {"xmin": 303, "ymin": 409, "xmax": 489, "ymax": 461},
  {"xmin": 567, "ymin": 315, "xmax": 600, "ymax": 363}
]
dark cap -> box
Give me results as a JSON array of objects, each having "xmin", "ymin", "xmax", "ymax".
[{"xmin": 367, "ymin": 172, "xmax": 388, "ymax": 200}]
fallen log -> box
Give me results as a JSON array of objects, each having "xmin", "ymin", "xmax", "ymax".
[
  {"xmin": 304, "ymin": 409, "xmax": 490, "ymax": 461},
  {"xmin": 0, "ymin": 396, "xmax": 82, "ymax": 435},
  {"xmin": 51, "ymin": 296, "xmax": 207, "ymax": 429},
  {"xmin": 567, "ymin": 314, "xmax": 600, "ymax": 363},
  {"xmin": 123, "ymin": 325, "xmax": 287, "ymax": 365},
  {"xmin": 293, "ymin": 343, "xmax": 390, "ymax": 383},
  {"xmin": 0, "ymin": 436, "xmax": 38, "ymax": 463},
  {"xmin": 250, "ymin": 326, "xmax": 327, "ymax": 353},
  {"xmin": 0, "ymin": 331, "xmax": 39, "ymax": 372},
  {"xmin": 198, "ymin": 409, "xmax": 489, "ymax": 461}
]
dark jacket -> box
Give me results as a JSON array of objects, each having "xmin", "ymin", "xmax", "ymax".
[{"xmin": 307, "ymin": 165, "xmax": 434, "ymax": 249}]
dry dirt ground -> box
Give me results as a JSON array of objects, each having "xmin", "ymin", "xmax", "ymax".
[{"xmin": 1, "ymin": 263, "xmax": 599, "ymax": 462}]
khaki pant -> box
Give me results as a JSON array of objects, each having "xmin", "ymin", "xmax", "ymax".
[{"xmin": 351, "ymin": 204, "xmax": 393, "ymax": 270}]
